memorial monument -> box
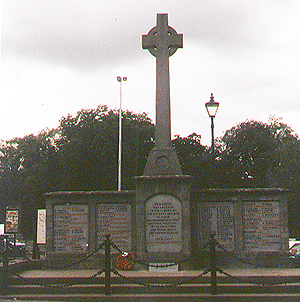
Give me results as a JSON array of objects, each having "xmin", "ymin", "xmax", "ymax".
[
  {"xmin": 44, "ymin": 13, "xmax": 289, "ymax": 270},
  {"xmin": 134, "ymin": 13, "xmax": 192, "ymax": 268}
]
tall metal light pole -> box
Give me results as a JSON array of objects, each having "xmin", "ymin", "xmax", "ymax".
[
  {"xmin": 205, "ymin": 93, "xmax": 219, "ymax": 159},
  {"xmin": 117, "ymin": 76, "xmax": 127, "ymax": 191}
]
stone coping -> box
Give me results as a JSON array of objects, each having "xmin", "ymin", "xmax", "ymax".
[
  {"xmin": 44, "ymin": 187, "xmax": 288, "ymax": 197},
  {"xmin": 44, "ymin": 190, "xmax": 135, "ymax": 197},
  {"xmin": 135, "ymin": 175, "xmax": 192, "ymax": 180},
  {"xmin": 192, "ymin": 187, "xmax": 289, "ymax": 197}
]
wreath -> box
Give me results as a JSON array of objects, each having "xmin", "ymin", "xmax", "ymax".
[{"xmin": 116, "ymin": 252, "xmax": 134, "ymax": 270}]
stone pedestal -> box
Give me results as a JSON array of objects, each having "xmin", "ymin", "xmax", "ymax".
[{"xmin": 134, "ymin": 175, "xmax": 192, "ymax": 268}]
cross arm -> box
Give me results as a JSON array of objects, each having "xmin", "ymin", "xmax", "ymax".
[
  {"xmin": 168, "ymin": 31, "xmax": 183, "ymax": 48},
  {"xmin": 142, "ymin": 32, "xmax": 157, "ymax": 50}
]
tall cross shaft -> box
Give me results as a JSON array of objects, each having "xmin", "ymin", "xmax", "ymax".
[{"xmin": 142, "ymin": 14, "xmax": 183, "ymax": 149}]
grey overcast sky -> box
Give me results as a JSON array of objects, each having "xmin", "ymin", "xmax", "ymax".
[{"xmin": 1, "ymin": 1, "xmax": 300, "ymax": 146}]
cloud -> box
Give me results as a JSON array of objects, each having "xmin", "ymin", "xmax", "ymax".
[
  {"xmin": 2, "ymin": 0, "xmax": 276, "ymax": 71},
  {"xmin": 1, "ymin": 0, "xmax": 300, "ymax": 145},
  {"xmin": 3, "ymin": 0, "xmax": 147, "ymax": 70}
]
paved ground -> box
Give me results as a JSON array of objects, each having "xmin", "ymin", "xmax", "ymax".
[
  {"xmin": 18, "ymin": 267, "xmax": 300, "ymax": 278},
  {"xmin": 3, "ymin": 267, "xmax": 300, "ymax": 302}
]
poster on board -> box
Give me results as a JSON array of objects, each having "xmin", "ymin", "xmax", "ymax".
[{"xmin": 5, "ymin": 208, "xmax": 19, "ymax": 233}]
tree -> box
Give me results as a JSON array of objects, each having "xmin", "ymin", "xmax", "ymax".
[
  {"xmin": 0, "ymin": 105, "xmax": 155, "ymax": 238},
  {"xmin": 172, "ymin": 133, "xmax": 215, "ymax": 188},
  {"xmin": 218, "ymin": 117, "xmax": 300, "ymax": 236},
  {"xmin": 55, "ymin": 105, "xmax": 155, "ymax": 191},
  {"xmin": 218, "ymin": 118, "xmax": 300, "ymax": 188},
  {"xmin": 0, "ymin": 130, "xmax": 60, "ymax": 238},
  {"xmin": 2, "ymin": 106, "xmax": 300, "ymax": 238}
]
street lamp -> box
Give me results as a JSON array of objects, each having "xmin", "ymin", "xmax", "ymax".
[
  {"xmin": 205, "ymin": 93, "xmax": 219, "ymax": 159},
  {"xmin": 117, "ymin": 76, "xmax": 127, "ymax": 191}
]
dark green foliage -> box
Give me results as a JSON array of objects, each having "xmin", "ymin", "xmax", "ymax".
[
  {"xmin": 172, "ymin": 133, "xmax": 221, "ymax": 189},
  {"xmin": 0, "ymin": 130, "xmax": 60, "ymax": 237},
  {"xmin": 0, "ymin": 106, "xmax": 155, "ymax": 238},
  {"xmin": 55, "ymin": 106, "xmax": 155, "ymax": 191},
  {"xmin": 219, "ymin": 117, "xmax": 300, "ymax": 189},
  {"xmin": 1, "ymin": 108, "xmax": 300, "ymax": 238},
  {"xmin": 220, "ymin": 120, "xmax": 279, "ymax": 187}
]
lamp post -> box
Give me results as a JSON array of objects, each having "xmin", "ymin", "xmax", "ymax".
[
  {"xmin": 117, "ymin": 76, "xmax": 127, "ymax": 191},
  {"xmin": 205, "ymin": 93, "xmax": 219, "ymax": 159}
]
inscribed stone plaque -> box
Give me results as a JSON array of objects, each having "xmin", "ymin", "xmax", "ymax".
[
  {"xmin": 54, "ymin": 204, "xmax": 88, "ymax": 253},
  {"xmin": 243, "ymin": 201, "xmax": 281, "ymax": 251},
  {"xmin": 146, "ymin": 194, "xmax": 182, "ymax": 253},
  {"xmin": 97, "ymin": 203, "xmax": 131, "ymax": 252},
  {"xmin": 198, "ymin": 202, "xmax": 234, "ymax": 250}
]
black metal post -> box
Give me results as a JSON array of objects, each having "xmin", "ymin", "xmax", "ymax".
[
  {"xmin": 209, "ymin": 233, "xmax": 217, "ymax": 295},
  {"xmin": 104, "ymin": 234, "xmax": 111, "ymax": 295},
  {"xmin": 33, "ymin": 208, "xmax": 40, "ymax": 259},
  {"xmin": 0, "ymin": 236, "xmax": 9, "ymax": 295},
  {"xmin": 211, "ymin": 116, "xmax": 215, "ymax": 159}
]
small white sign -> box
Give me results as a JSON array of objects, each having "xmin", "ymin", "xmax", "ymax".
[
  {"xmin": 149, "ymin": 263, "xmax": 179, "ymax": 272},
  {"xmin": 0, "ymin": 224, "xmax": 4, "ymax": 235},
  {"xmin": 37, "ymin": 209, "xmax": 46, "ymax": 244}
]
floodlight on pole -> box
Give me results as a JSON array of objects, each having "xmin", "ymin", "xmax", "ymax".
[
  {"xmin": 205, "ymin": 93, "xmax": 219, "ymax": 159},
  {"xmin": 117, "ymin": 76, "xmax": 127, "ymax": 191}
]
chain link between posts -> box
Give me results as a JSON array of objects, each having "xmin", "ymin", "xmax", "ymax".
[
  {"xmin": 7, "ymin": 242, "xmax": 106, "ymax": 289},
  {"xmin": 13, "ymin": 268, "xmax": 103, "ymax": 288},
  {"xmin": 216, "ymin": 268, "xmax": 291, "ymax": 287},
  {"xmin": 216, "ymin": 241, "xmax": 292, "ymax": 269},
  {"xmin": 213, "ymin": 240, "xmax": 293, "ymax": 286},
  {"xmin": 2, "ymin": 235, "xmax": 297, "ymax": 293},
  {"xmin": 109, "ymin": 239, "xmax": 211, "ymax": 288},
  {"xmin": 112, "ymin": 268, "xmax": 211, "ymax": 288}
]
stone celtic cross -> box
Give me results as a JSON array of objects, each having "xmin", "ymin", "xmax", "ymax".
[
  {"xmin": 142, "ymin": 14, "xmax": 183, "ymax": 175},
  {"xmin": 142, "ymin": 13, "xmax": 183, "ymax": 149}
]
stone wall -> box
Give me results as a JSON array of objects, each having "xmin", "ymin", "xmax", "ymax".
[
  {"xmin": 44, "ymin": 188, "xmax": 289, "ymax": 269},
  {"xmin": 191, "ymin": 188, "xmax": 289, "ymax": 268},
  {"xmin": 45, "ymin": 190, "xmax": 134, "ymax": 259}
]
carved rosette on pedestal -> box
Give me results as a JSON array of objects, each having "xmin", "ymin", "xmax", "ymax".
[{"xmin": 143, "ymin": 148, "xmax": 182, "ymax": 176}]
